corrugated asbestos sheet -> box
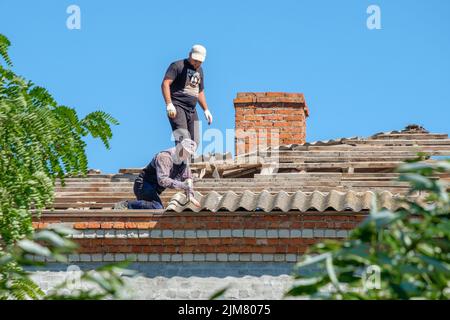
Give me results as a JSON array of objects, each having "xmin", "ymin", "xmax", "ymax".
[{"xmin": 165, "ymin": 190, "xmax": 409, "ymax": 213}]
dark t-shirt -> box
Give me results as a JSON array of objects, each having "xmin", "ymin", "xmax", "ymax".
[{"xmin": 164, "ymin": 59, "xmax": 204, "ymax": 111}]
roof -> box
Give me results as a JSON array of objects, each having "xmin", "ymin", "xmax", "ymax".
[{"xmin": 49, "ymin": 125, "xmax": 450, "ymax": 213}]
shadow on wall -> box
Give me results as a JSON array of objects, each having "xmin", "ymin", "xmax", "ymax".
[{"xmin": 26, "ymin": 262, "xmax": 300, "ymax": 278}]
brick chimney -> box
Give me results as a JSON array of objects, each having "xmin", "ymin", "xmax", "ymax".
[{"xmin": 233, "ymin": 92, "xmax": 309, "ymax": 156}]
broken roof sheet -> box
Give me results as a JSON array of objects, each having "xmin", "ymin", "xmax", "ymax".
[
  {"xmin": 372, "ymin": 124, "xmax": 430, "ymax": 136},
  {"xmin": 165, "ymin": 189, "xmax": 408, "ymax": 213},
  {"xmin": 250, "ymin": 125, "xmax": 449, "ymax": 152}
]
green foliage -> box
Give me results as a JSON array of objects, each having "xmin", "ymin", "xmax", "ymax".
[
  {"xmin": 0, "ymin": 33, "xmax": 126, "ymax": 299},
  {"xmin": 286, "ymin": 159, "xmax": 450, "ymax": 300},
  {"xmin": 0, "ymin": 34, "xmax": 12, "ymax": 67},
  {"xmin": 0, "ymin": 33, "xmax": 118, "ymax": 244},
  {"xmin": 1, "ymin": 226, "xmax": 136, "ymax": 300}
]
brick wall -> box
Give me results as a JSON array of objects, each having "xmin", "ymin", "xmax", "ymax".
[
  {"xmin": 234, "ymin": 92, "xmax": 309, "ymax": 156},
  {"xmin": 32, "ymin": 211, "xmax": 364, "ymax": 263}
]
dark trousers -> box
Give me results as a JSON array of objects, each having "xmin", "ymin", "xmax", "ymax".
[
  {"xmin": 127, "ymin": 177, "xmax": 163, "ymax": 209},
  {"xmin": 168, "ymin": 105, "xmax": 199, "ymax": 146}
]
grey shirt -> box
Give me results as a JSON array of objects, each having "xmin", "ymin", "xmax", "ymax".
[{"xmin": 141, "ymin": 148, "xmax": 193, "ymax": 195}]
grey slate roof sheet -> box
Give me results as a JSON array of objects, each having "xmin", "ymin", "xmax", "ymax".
[
  {"xmin": 372, "ymin": 124, "xmax": 430, "ymax": 136},
  {"xmin": 165, "ymin": 190, "xmax": 407, "ymax": 213}
]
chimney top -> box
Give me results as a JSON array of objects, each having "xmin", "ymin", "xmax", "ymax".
[
  {"xmin": 234, "ymin": 92, "xmax": 308, "ymax": 116},
  {"xmin": 234, "ymin": 92, "xmax": 309, "ymax": 156}
]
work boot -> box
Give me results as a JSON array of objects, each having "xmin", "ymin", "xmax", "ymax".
[{"xmin": 113, "ymin": 200, "xmax": 129, "ymax": 210}]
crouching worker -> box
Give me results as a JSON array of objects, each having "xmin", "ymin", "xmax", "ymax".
[{"xmin": 114, "ymin": 139, "xmax": 200, "ymax": 209}]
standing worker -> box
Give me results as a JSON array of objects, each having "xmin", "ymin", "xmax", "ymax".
[{"xmin": 161, "ymin": 44, "xmax": 213, "ymax": 146}]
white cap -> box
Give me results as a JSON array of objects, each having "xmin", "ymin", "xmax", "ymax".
[
  {"xmin": 180, "ymin": 138, "xmax": 197, "ymax": 155},
  {"xmin": 190, "ymin": 44, "xmax": 206, "ymax": 62}
]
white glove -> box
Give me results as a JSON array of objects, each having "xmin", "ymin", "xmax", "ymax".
[
  {"xmin": 181, "ymin": 178, "xmax": 193, "ymax": 193},
  {"xmin": 185, "ymin": 178, "xmax": 193, "ymax": 190},
  {"xmin": 184, "ymin": 179, "xmax": 200, "ymax": 207},
  {"xmin": 166, "ymin": 103, "xmax": 177, "ymax": 118},
  {"xmin": 204, "ymin": 109, "xmax": 213, "ymax": 125}
]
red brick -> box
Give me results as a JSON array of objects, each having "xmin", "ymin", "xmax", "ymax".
[
  {"xmin": 285, "ymin": 115, "xmax": 304, "ymax": 121},
  {"xmin": 303, "ymin": 222, "xmax": 315, "ymax": 228},
  {"xmin": 100, "ymin": 222, "xmax": 114, "ymax": 229},
  {"xmin": 273, "ymin": 122, "xmax": 291, "ymax": 127},
  {"xmin": 125, "ymin": 222, "xmax": 137, "ymax": 229},
  {"xmin": 254, "ymin": 121, "xmax": 275, "ymax": 127},
  {"xmin": 73, "ymin": 222, "xmax": 88, "ymax": 229},
  {"xmin": 263, "ymin": 115, "xmax": 284, "ymax": 121},
  {"xmin": 265, "ymin": 92, "xmax": 286, "ymax": 97},
  {"xmin": 87, "ymin": 222, "xmax": 101, "ymax": 229},
  {"xmin": 254, "ymin": 109, "xmax": 274, "ymax": 114},
  {"xmin": 112, "ymin": 222, "xmax": 125, "ymax": 229}
]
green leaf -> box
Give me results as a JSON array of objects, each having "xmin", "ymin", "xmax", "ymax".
[
  {"xmin": 285, "ymin": 277, "xmax": 327, "ymax": 297},
  {"xmin": 47, "ymin": 225, "xmax": 80, "ymax": 236},
  {"xmin": 0, "ymin": 34, "xmax": 12, "ymax": 66},
  {"xmin": 399, "ymin": 173, "xmax": 434, "ymax": 189},
  {"xmin": 33, "ymin": 230, "xmax": 67, "ymax": 248},
  {"xmin": 295, "ymin": 253, "xmax": 330, "ymax": 269},
  {"xmin": 417, "ymin": 255, "xmax": 450, "ymax": 275},
  {"xmin": 360, "ymin": 210, "xmax": 397, "ymax": 230},
  {"xmin": 17, "ymin": 239, "xmax": 51, "ymax": 257},
  {"xmin": 209, "ymin": 287, "xmax": 228, "ymax": 300}
]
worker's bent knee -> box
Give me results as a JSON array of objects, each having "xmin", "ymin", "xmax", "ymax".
[{"xmin": 127, "ymin": 200, "xmax": 163, "ymax": 210}]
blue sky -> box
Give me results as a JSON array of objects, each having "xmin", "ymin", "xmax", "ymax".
[{"xmin": 1, "ymin": 0, "xmax": 449, "ymax": 173}]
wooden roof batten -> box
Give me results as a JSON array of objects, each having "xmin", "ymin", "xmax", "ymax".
[{"xmin": 47, "ymin": 125, "xmax": 450, "ymax": 212}]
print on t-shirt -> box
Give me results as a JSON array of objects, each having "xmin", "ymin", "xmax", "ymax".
[
  {"xmin": 183, "ymin": 69, "xmax": 201, "ymax": 97},
  {"xmin": 165, "ymin": 59, "xmax": 204, "ymax": 110}
]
